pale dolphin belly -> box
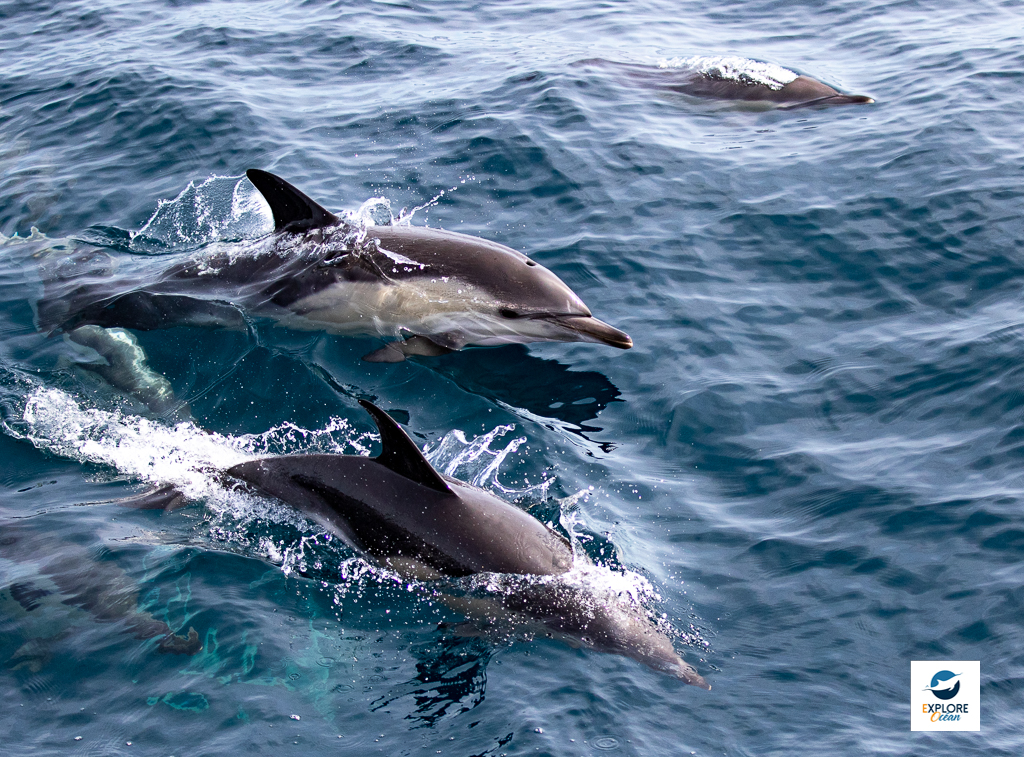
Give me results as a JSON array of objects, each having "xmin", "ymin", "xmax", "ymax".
[{"xmin": 279, "ymin": 279, "xmax": 533, "ymax": 346}]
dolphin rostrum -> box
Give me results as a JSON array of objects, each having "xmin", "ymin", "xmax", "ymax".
[
  {"xmin": 580, "ymin": 56, "xmax": 873, "ymax": 109},
  {"xmin": 224, "ymin": 400, "xmax": 709, "ymax": 688},
  {"xmin": 36, "ymin": 169, "xmax": 631, "ymax": 412}
]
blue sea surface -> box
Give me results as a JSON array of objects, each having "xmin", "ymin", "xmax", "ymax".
[{"xmin": 2, "ymin": 0, "xmax": 1023, "ymax": 754}]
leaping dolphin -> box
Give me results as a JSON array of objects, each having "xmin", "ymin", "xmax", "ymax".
[
  {"xmin": 36, "ymin": 170, "xmax": 631, "ymax": 412},
  {"xmin": 579, "ymin": 56, "xmax": 874, "ymax": 109},
  {"xmin": 222, "ymin": 400, "xmax": 709, "ymax": 688}
]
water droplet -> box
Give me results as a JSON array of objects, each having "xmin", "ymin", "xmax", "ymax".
[
  {"xmin": 74, "ymin": 737, "xmax": 82, "ymax": 741},
  {"xmin": 535, "ymin": 727, "xmax": 544, "ymax": 734},
  {"xmin": 594, "ymin": 736, "xmax": 620, "ymax": 750},
  {"xmin": 290, "ymin": 714, "xmax": 301, "ymax": 721}
]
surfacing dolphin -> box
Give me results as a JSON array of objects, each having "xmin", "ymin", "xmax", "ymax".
[
  {"xmin": 221, "ymin": 400, "xmax": 708, "ymax": 688},
  {"xmin": 36, "ymin": 169, "xmax": 631, "ymax": 412},
  {"xmin": 580, "ymin": 56, "xmax": 873, "ymax": 109}
]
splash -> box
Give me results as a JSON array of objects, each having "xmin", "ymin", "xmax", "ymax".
[
  {"xmin": 424, "ymin": 423, "xmax": 551, "ymax": 498},
  {"xmin": 132, "ymin": 175, "xmax": 273, "ymax": 252},
  {"xmin": 458, "ymin": 557, "xmax": 660, "ymax": 613},
  {"xmin": 15, "ymin": 387, "xmax": 366, "ymax": 504},
  {"xmin": 396, "ymin": 176, "xmax": 476, "ymax": 227},
  {"xmin": 340, "ymin": 176, "xmax": 478, "ymax": 233},
  {"xmin": 659, "ymin": 55, "xmax": 798, "ymax": 90},
  {"xmin": 9, "ymin": 386, "xmax": 550, "ymax": 565}
]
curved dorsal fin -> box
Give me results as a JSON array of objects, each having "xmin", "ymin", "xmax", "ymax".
[
  {"xmin": 359, "ymin": 400, "xmax": 453, "ymax": 494},
  {"xmin": 246, "ymin": 169, "xmax": 340, "ymax": 233}
]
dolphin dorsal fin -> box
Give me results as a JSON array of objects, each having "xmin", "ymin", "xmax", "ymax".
[
  {"xmin": 246, "ymin": 169, "xmax": 340, "ymax": 233},
  {"xmin": 359, "ymin": 400, "xmax": 453, "ymax": 494}
]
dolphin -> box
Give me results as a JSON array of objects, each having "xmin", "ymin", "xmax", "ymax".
[
  {"xmin": 223, "ymin": 400, "xmax": 709, "ymax": 688},
  {"xmin": 579, "ymin": 56, "xmax": 873, "ymax": 109},
  {"xmin": 35, "ymin": 170, "xmax": 631, "ymax": 412},
  {"xmin": 0, "ymin": 523, "xmax": 201, "ymax": 660}
]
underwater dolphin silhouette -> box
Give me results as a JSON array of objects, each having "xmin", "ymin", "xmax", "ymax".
[
  {"xmin": 580, "ymin": 56, "xmax": 874, "ymax": 109},
  {"xmin": 36, "ymin": 170, "xmax": 630, "ymax": 412},
  {"xmin": 0, "ymin": 524, "xmax": 201, "ymax": 660},
  {"xmin": 220, "ymin": 400, "xmax": 708, "ymax": 688}
]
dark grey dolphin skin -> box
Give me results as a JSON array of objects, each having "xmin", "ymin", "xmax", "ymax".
[
  {"xmin": 36, "ymin": 170, "xmax": 630, "ymax": 412},
  {"xmin": 580, "ymin": 57, "xmax": 873, "ymax": 109},
  {"xmin": 225, "ymin": 400, "xmax": 709, "ymax": 688}
]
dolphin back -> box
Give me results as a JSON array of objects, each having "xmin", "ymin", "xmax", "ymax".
[{"xmin": 227, "ymin": 402, "xmax": 574, "ymax": 578}]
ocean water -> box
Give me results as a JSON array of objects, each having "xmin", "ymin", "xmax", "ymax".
[{"xmin": 2, "ymin": 0, "xmax": 1023, "ymax": 754}]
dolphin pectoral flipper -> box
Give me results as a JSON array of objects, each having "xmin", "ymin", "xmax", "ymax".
[
  {"xmin": 68, "ymin": 325, "xmax": 184, "ymax": 416},
  {"xmin": 361, "ymin": 335, "xmax": 456, "ymax": 363},
  {"xmin": 246, "ymin": 168, "xmax": 341, "ymax": 233},
  {"xmin": 361, "ymin": 343, "xmax": 407, "ymax": 363},
  {"xmin": 398, "ymin": 335, "xmax": 457, "ymax": 357}
]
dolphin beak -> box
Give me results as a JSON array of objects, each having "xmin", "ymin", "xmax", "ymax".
[
  {"xmin": 552, "ymin": 315, "xmax": 633, "ymax": 349},
  {"xmin": 677, "ymin": 663, "xmax": 712, "ymax": 690},
  {"xmin": 783, "ymin": 94, "xmax": 874, "ymax": 109},
  {"xmin": 832, "ymin": 94, "xmax": 874, "ymax": 105}
]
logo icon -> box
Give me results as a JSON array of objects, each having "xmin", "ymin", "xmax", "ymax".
[
  {"xmin": 924, "ymin": 670, "xmax": 961, "ymax": 701},
  {"xmin": 910, "ymin": 661, "xmax": 980, "ymax": 731}
]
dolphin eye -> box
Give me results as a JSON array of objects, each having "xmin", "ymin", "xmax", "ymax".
[{"xmin": 499, "ymin": 308, "xmax": 522, "ymax": 319}]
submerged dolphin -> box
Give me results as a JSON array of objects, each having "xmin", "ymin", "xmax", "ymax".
[
  {"xmin": 222, "ymin": 400, "xmax": 709, "ymax": 688},
  {"xmin": 580, "ymin": 56, "xmax": 873, "ymax": 109},
  {"xmin": 36, "ymin": 170, "xmax": 631, "ymax": 411},
  {"xmin": 0, "ymin": 523, "xmax": 201, "ymax": 661}
]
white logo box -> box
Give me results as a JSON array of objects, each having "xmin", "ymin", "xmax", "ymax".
[{"xmin": 910, "ymin": 660, "xmax": 980, "ymax": 732}]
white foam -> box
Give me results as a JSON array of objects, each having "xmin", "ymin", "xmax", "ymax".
[
  {"xmin": 658, "ymin": 55, "xmax": 798, "ymax": 90},
  {"xmin": 15, "ymin": 386, "xmax": 545, "ymax": 518},
  {"xmin": 17, "ymin": 387, "xmax": 370, "ymax": 505}
]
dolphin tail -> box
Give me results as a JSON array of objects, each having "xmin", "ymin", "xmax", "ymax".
[{"xmin": 9, "ymin": 581, "xmax": 53, "ymax": 612}]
